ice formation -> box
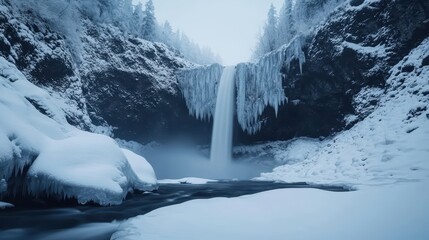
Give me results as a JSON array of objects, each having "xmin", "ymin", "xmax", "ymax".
[
  {"xmin": 178, "ymin": 36, "xmax": 305, "ymax": 135},
  {"xmin": 177, "ymin": 64, "xmax": 224, "ymax": 121},
  {"xmin": 0, "ymin": 56, "xmax": 157, "ymax": 205},
  {"xmin": 236, "ymin": 36, "xmax": 306, "ymax": 134}
]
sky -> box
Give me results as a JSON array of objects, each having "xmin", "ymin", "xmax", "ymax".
[{"xmin": 135, "ymin": 0, "xmax": 284, "ymax": 65}]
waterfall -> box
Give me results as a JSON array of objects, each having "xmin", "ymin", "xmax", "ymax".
[{"xmin": 210, "ymin": 66, "xmax": 236, "ymax": 164}]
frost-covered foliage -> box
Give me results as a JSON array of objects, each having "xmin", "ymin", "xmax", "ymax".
[
  {"xmin": 236, "ymin": 36, "xmax": 305, "ymax": 134},
  {"xmin": 252, "ymin": 4, "xmax": 279, "ymax": 60},
  {"xmin": 7, "ymin": 0, "xmax": 219, "ymax": 65},
  {"xmin": 0, "ymin": 56, "xmax": 157, "ymax": 205},
  {"xmin": 253, "ymin": 0, "xmax": 347, "ymax": 59},
  {"xmin": 177, "ymin": 64, "xmax": 224, "ymax": 120}
]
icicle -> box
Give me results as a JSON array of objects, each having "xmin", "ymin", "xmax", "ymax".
[
  {"xmin": 176, "ymin": 64, "xmax": 224, "ymax": 121},
  {"xmin": 235, "ymin": 35, "xmax": 306, "ymax": 134}
]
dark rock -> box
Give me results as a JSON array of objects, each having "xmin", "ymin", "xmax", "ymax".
[
  {"xmin": 30, "ymin": 56, "xmax": 74, "ymax": 85},
  {"xmin": 422, "ymin": 55, "xmax": 429, "ymax": 66},
  {"xmin": 350, "ymin": 0, "xmax": 364, "ymax": 7},
  {"xmin": 401, "ymin": 64, "xmax": 415, "ymax": 73}
]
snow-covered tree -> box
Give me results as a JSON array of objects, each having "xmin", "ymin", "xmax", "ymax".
[
  {"xmin": 131, "ymin": 2, "xmax": 145, "ymax": 37},
  {"xmin": 277, "ymin": 0, "xmax": 295, "ymax": 48},
  {"xmin": 252, "ymin": 0, "xmax": 347, "ymax": 60},
  {"xmin": 141, "ymin": 0, "xmax": 157, "ymax": 41},
  {"xmin": 252, "ymin": 4, "xmax": 278, "ymax": 60},
  {"xmin": 10, "ymin": 0, "xmax": 221, "ymax": 65}
]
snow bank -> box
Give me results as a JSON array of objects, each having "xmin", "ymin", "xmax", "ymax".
[
  {"xmin": 0, "ymin": 201, "xmax": 14, "ymax": 209},
  {"xmin": 122, "ymin": 149, "xmax": 157, "ymax": 187},
  {"xmin": 259, "ymin": 38, "xmax": 429, "ymax": 185},
  {"xmin": 112, "ymin": 181, "xmax": 429, "ymax": 240},
  {"xmin": 0, "ymin": 56, "xmax": 157, "ymax": 205}
]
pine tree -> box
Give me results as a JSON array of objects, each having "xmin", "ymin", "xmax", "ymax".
[
  {"xmin": 252, "ymin": 4, "xmax": 278, "ymax": 60},
  {"xmin": 131, "ymin": 3, "xmax": 144, "ymax": 37},
  {"xmin": 142, "ymin": 0, "xmax": 157, "ymax": 41},
  {"xmin": 277, "ymin": 0, "xmax": 295, "ymax": 47}
]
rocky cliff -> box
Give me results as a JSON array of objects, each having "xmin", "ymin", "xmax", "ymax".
[{"xmin": 238, "ymin": 0, "xmax": 429, "ymax": 143}]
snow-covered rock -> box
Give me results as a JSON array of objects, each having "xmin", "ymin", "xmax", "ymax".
[
  {"xmin": 0, "ymin": 56, "xmax": 157, "ymax": 205},
  {"xmin": 259, "ymin": 37, "xmax": 429, "ymax": 185},
  {"xmin": 239, "ymin": 0, "xmax": 429, "ymax": 143},
  {"xmin": 0, "ymin": 0, "xmax": 211, "ymax": 144}
]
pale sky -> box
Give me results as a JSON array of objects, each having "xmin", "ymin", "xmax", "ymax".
[{"xmin": 135, "ymin": 0, "xmax": 284, "ymax": 65}]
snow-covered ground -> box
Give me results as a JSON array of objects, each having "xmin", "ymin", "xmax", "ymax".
[
  {"xmin": 0, "ymin": 56, "xmax": 157, "ymax": 205},
  {"xmin": 112, "ymin": 180, "xmax": 429, "ymax": 240}
]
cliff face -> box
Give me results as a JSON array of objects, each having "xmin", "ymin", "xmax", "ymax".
[
  {"xmin": 0, "ymin": 2, "xmax": 212, "ymax": 144},
  {"xmin": 1, "ymin": 0, "xmax": 428, "ymax": 146},
  {"xmin": 237, "ymin": 0, "xmax": 429, "ymax": 143}
]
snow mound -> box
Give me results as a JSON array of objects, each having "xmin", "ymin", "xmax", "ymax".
[
  {"xmin": 259, "ymin": 38, "xmax": 429, "ymax": 185},
  {"xmin": 0, "ymin": 56, "xmax": 157, "ymax": 205},
  {"xmin": 112, "ymin": 181, "xmax": 429, "ymax": 240},
  {"xmin": 0, "ymin": 201, "xmax": 14, "ymax": 209}
]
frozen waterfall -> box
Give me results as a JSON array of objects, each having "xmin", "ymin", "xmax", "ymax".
[
  {"xmin": 177, "ymin": 64, "xmax": 223, "ymax": 121},
  {"xmin": 210, "ymin": 66, "xmax": 236, "ymax": 163},
  {"xmin": 177, "ymin": 35, "xmax": 306, "ymax": 136}
]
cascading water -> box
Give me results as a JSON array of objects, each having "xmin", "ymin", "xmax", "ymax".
[{"xmin": 210, "ymin": 66, "xmax": 236, "ymax": 164}]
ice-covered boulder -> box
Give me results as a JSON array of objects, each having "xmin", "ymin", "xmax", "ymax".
[{"xmin": 0, "ymin": 57, "xmax": 157, "ymax": 205}]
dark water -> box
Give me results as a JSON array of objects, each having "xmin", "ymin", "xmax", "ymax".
[{"xmin": 0, "ymin": 181, "xmax": 349, "ymax": 240}]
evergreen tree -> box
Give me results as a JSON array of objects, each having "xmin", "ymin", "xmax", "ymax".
[
  {"xmin": 252, "ymin": 4, "xmax": 278, "ymax": 60},
  {"xmin": 142, "ymin": 0, "xmax": 157, "ymax": 41},
  {"xmin": 131, "ymin": 2, "xmax": 144, "ymax": 37},
  {"xmin": 277, "ymin": 0, "xmax": 295, "ymax": 48}
]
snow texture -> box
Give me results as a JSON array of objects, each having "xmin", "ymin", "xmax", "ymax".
[
  {"xmin": 258, "ymin": 38, "xmax": 429, "ymax": 185},
  {"xmin": 0, "ymin": 56, "xmax": 157, "ymax": 205},
  {"xmin": 113, "ymin": 180, "xmax": 429, "ymax": 240}
]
